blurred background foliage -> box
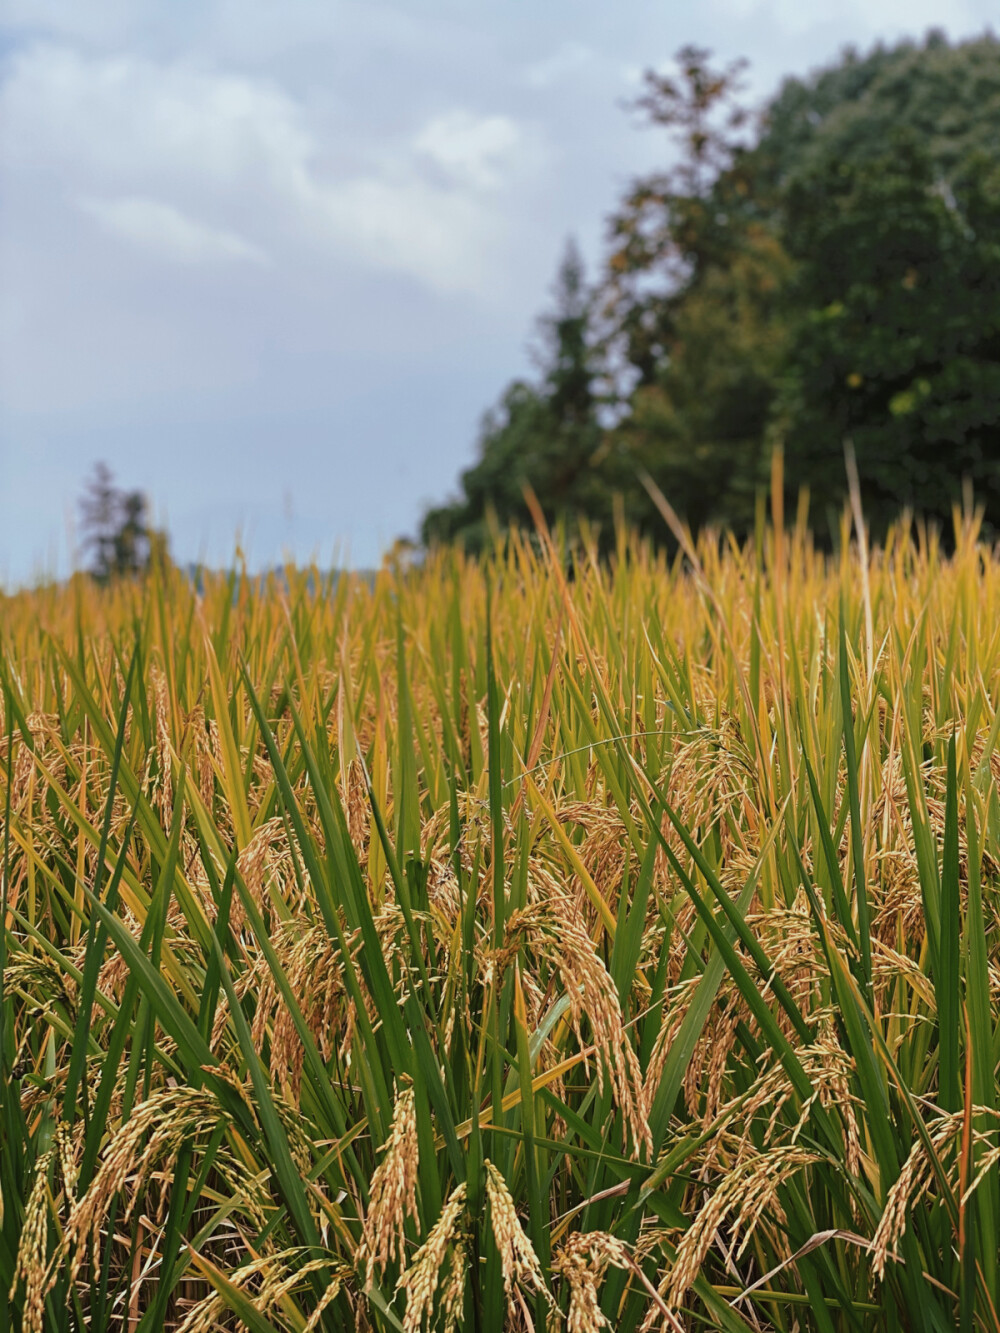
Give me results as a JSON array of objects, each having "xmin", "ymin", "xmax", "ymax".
[{"xmin": 421, "ymin": 31, "xmax": 1000, "ymax": 550}]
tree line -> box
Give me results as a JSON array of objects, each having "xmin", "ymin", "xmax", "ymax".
[{"xmin": 421, "ymin": 31, "xmax": 1000, "ymax": 550}]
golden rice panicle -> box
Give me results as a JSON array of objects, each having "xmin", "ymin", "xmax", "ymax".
[
  {"xmin": 176, "ymin": 1253, "xmax": 290, "ymax": 1333},
  {"xmin": 871, "ymin": 1137, "xmax": 930, "ymax": 1282},
  {"xmin": 503, "ymin": 898, "xmax": 651, "ymax": 1156},
  {"xmin": 250, "ymin": 919, "xmax": 354, "ymax": 1099},
  {"xmin": 10, "ymin": 1150, "xmax": 54, "ymax": 1333},
  {"xmin": 150, "ymin": 661, "xmax": 173, "ymax": 820},
  {"xmin": 869, "ymin": 1103, "xmax": 997, "ymax": 1279},
  {"xmin": 642, "ymin": 976, "xmax": 698, "ymax": 1109},
  {"xmin": 483, "ymin": 1159, "xmax": 552, "ymax": 1312},
  {"xmin": 555, "ymin": 906, "xmax": 652, "ymax": 1158},
  {"xmin": 176, "ymin": 1251, "xmax": 352, "ymax": 1333},
  {"xmin": 303, "ymin": 1264, "xmax": 353, "ymax": 1333},
  {"xmin": 58, "ymin": 1085, "xmax": 273, "ymax": 1302},
  {"xmin": 189, "ymin": 705, "xmax": 216, "ymax": 808},
  {"xmin": 397, "ymin": 1181, "xmax": 468, "ymax": 1333},
  {"xmin": 868, "ymin": 1108, "xmax": 1000, "ymax": 1280},
  {"xmin": 10, "ymin": 1124, "xmax": 78, "ymax": 1333},
  {"xmin": 661, "ymin": 1144, "xmax": 819, "ymax": 1310},
  {"xmin": 358, "ymin": 1083, "xmax": 420, "ymax": 1287},
  {"xmin": 235, "ymin": 815, "xmax": 289, "ymax": 932},
  {"xmin": 553, "ymin": 1230, "xmax": 632, "ymax": 1333}
]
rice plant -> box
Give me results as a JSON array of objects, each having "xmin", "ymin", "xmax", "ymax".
[{"xmin": 2, "ymin": 503, "xmax": 999, "ymax": 1331}]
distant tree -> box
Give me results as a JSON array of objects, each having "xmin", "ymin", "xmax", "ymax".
[
  {"xmin": 421, "ymin": 31, "xmax": 1000, "ymax": 549},
  {"xmin": 600, "ymin": 31, "xmax": 1000, "ymax": 539},
  {"xmin": 78, "ymin": 463, "xmax": 164, "ymax": 580},
  {"xmin": 603, "ymin": 45, "xmax": 756, "ymax": 392},
  {"xmin": 592, "ymin": 46, "xmax": 792, "ymax": 535},
  {"xmin": 422, "ymin": 47, "xmax": 789, "ymax": 546},
  {"xmin": 772, "ymin": 37, "xmax": 1000, "ymax": 534},
  {"xmin": 421, "ymin": 239, "xmax": 607, "ymax": 548}
]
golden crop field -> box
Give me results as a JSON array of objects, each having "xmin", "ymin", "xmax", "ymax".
[{"xmin": 2, "ymin": 509, "xmax": 999, "ymax": 1331}]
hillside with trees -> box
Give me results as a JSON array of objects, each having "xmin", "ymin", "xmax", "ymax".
[{"xmin": 422, "ymin": 31, "xmax": 1000, "ymax": 548}]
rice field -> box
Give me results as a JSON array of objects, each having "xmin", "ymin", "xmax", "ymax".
[{"xmin": 2, "ymin": 503, "xmax": 1000, "ymax": 1331}]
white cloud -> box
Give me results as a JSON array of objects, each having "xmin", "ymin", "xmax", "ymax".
[
  {"xmin": 0, "ymin": 44, "xmax": 314, "ymax": 189},
  {"xmin": 314, "ymin": 177, "xmax": 502, "ymax": 293},
  {"xmin": 301, "ymin": 109, "xmax": 529, "ymax": 290},
  {"xmin": 80, "ymin": 194, "xmax": 268, "ymax": 264},
  {"xmin": 0, "ymin": 42, "xmax": 536, "ymax": 294},
  {"xmin": 0, "ymin": 0, "xmax": 159, "ymax": 47},
  {"xmin": 707, "ymin": 0, "xmax": 977, "ymax": 37},
  {"xmin": 414, "ymin": 110, "xmax": 520, "ymax": 189},
  {"xmin": 523, "ymin": 43, "xmax": 594, "ymax": 91}
]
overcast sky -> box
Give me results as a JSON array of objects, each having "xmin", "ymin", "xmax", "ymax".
[{"xmin": 0, "ymin": 0, "xmax": 994, "ymax": 583}]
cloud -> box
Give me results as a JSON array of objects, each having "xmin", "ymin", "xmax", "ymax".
[
  {"xmin": 302, "ymin": 109, "xmax": 530, "ymax": 291},
  {"xmin": 523, "ymin": 43, "xmax": 594, "ymax": 91},
  {"xmin": 0, "ymin": 44, "xmax": 315, "ymax": 192},
  {"xmin": 79, "ymin": 194, "xmax": 268, "ymax": 264},
  {"xmin": 414, "ymin": 110, "xmax": 520, "ymax": 189},
  {"xmin": 707, "ymin": 0, "xmax": 977, "ymax": 37},
  {"xmin": 312, "ymin": 178, "xmax": 499, "ymax": 294},
  {"xmin": 0, "ymin": 42, "xmax": 536, "ymax": 294}
]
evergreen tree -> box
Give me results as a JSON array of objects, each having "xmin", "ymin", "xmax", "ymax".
[
  {"xmin": 78, "ymin": 463, "xmax": 163, "ymax": 581},
  {"xmin": 774, "ymin": 38, "xmax": 1000, "ymax": 535},
  {"xmin": 421, "ymin": 240, "xmax": 606, "ymax": 548}
]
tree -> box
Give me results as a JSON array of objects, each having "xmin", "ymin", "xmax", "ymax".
[
  {"xmin": 78, "ymin": 463, "xmax": 163, "ymax": 581},
  {"xmin": 771, "ymin": 36, "xmax": 1000, "ymax": 535},
  {"xmin": 421, "ymin": 32, "xmax": 1000, "ymax": 549},
  {"xmin": 604, "ymin": 48, "xmax": 753, "ymax": 368},
  {"xmin": 421, "ymin": 240, "xmax": 607, "ymax": 549},
  {"xmin": 780, "ymin": 132, "xmax": 1000, "ymax": 533},
  {"xmin": 597, "ymin": 46, "xmax": 792, "ymax": 535},
  {"xmin": 601, "ymin": 31, "xmax": 1000, "ymax": 539}
]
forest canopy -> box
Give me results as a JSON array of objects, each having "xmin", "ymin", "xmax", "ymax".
[{"xmin": 421, "ymin": 31, "xmax": 1000, "ymax": 549}]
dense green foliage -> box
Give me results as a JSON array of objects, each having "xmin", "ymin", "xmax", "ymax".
[{"xmin": 423, "ymin": 32, "xmax": 1000, "ymax": 548}]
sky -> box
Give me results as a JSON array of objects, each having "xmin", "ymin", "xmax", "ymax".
[{"xmin": 0, "ymin": 0, "xmax": 995, "ymax": 584}]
